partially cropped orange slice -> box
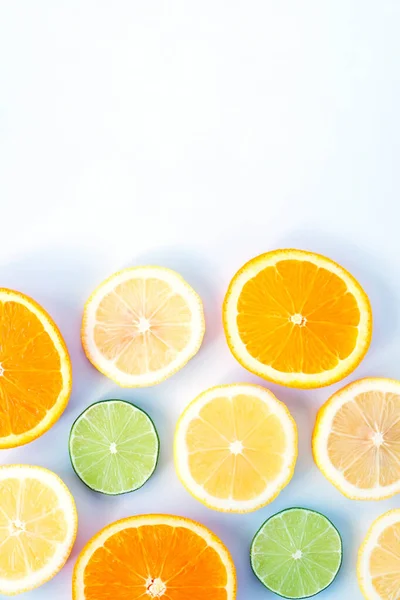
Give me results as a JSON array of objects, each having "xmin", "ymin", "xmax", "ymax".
[
  {"xmin": 223, "ymin": 249, "xmax": 372, "ymax": 388},
  {"xmin": 0, "ymin": 289, "xmax": 72, "ymax": 448},
  {"xmin": 81, "ymin": 267, "xmax": 205, "ymax": 387},
  {"xmin": 73, "ymin": 514, "xmax": 236, "ymax": 600},
  {"xmin": 358, "ymin": 509, "xmax": 400, "ymax": 600},
  {"xmin": 313, "ymin": 378, "xmax": 400, "ymax": 500},
  {"xmin": 174, "ymin": 384, "xmax": 297, "ymax": 512}
]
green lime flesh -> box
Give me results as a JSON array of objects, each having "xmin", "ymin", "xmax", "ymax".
[
  {"xmin": 251, "ymin": 508, "xmax": 342, "ymax": 599},
  {"xmin": 69, "ymin": 400, "xmax": 159, "ymax": 495}
]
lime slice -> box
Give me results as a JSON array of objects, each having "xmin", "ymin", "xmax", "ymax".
[
  {"xmin": 251, "ymin": 508, "xmax": 342, "ymax": 599},
  {"xmin": 69, "ymin": 400, "xmax": 159, "ymax": 495}
]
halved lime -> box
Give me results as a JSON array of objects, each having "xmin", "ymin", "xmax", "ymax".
[
  {"xmin": 251, "ymin": 508, "xmax": 342, "ymax": 598},
  {"xmin": 69, "ymin": 400, "xmax": 159, "ymax": 495}
]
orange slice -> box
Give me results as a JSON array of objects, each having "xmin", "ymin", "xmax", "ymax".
[
  {"xmin": 0, "ymin": 289, "xmax": 72, "ymax": 448},
  {"xmin": 73, "ymin": 514, "xmax": 236, "ymax": 600},
  {"xmin": 0, "ymin": 465, "xmax": 77, "ymax": 595},
  {"xmin": 223, "ymin": 249, "xmax": 372, "ymax": 388},
  {"xmin": 358, "ymin": 509, "xmax": 400, "ymax": 600},
  {"xmin": 81, "ymin": 267, "xmax": 205, "ymax": 387},
  {"xmin": 313, "ymin": 378, "xmax": 400, "ymax": 500},
  {"xmin": 174, "ymin": 384, "xmax": 297, "ymax": 512}
]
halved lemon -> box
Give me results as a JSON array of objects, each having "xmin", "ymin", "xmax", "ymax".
[
  {"xmin": 0, "ymin": 465, "xmax": 77, "ymax": 595},
  {"xmin": 73, "ymin": 514, "xmax": 236, "ymax": 599},
  {"xmin": 174, "ymin": 383, "xmax": 298, "ymax": 512},
  {"xmin": 82, "ymin": 267, "xmax": 205, "ymax": 387},
  {"xmin": 223, "ymin": 249, "xmax": 372, "ymax": 388},
  {"xmin": 313, "ymin": 378, "xmax": 400, "ymax": 500},
  {"xmin": 358, "ymin": 509, "xmax": 400, "ymax": 600},
  {"xmin": 0, "ymin": 289, "xmax": 72, "ymax": 448}
]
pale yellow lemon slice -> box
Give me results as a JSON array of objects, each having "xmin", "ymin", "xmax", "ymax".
[
  {"xmin": 358, "ymin": 509, "xmax": 400, "ymax": 600},
  {"xmin": 174, "ymin": 384, "xmax": 297, "ymax": 512},
  {"xmin": 82, "ymin": 267, "xmax": 205, "ymax": 387},
  {"xmin": 0, "ymin": 465, "xmax": 77, "ymax": 595},
  {"xmin": 313, "ymin": 378, "xmax": 400, "ymax": 500}
]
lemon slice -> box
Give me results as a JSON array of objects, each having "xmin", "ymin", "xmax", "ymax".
[
  {"xmin": 0, "ymin": 465, "xmax": 77, "ymax": 595},
  {"xmin": 82, "ymin": 267, "xmax": 205, "ymax": 387},
  {"xmin": 313, "ymin": 378, "xmax": 400, "ymax": 500},
  {"xmin": 358, "ymin": 509, "xmax": 400, "ymax": 600},
  {"xmin": 174, "ymin": 383, "xmax": 297, "ymax": 512}
]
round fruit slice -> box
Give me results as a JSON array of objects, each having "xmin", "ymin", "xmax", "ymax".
[
  {"xmin": 313, "ymin": 378, "xmax": 400, "ymax": 500},
  {"xmin": 82, "ymin": 266, "xmax": 205, "ymax": 387},
  {"xmin": 73, "ymin": 514, "xmax": 236, "ymax": 600},
  {"xmin": 358, "ymin": 509, "xmax": 400, "ymax": 600},
  {"xmin": 0, "ymin": 289, "xmax": 72, "ymax": 448},
  {"xmin": 0, "ymin": 464, "xmax": 77, "ymax": 595},
  {"xmin": 174, "ymin": 383, "xmax": 298, "ymax": 512},
  {"xmin": 69, "ymin": 399, "xmax": 159, "ymax": 495},
  {"xmin": 223, "ymin": 249, "xmax": 372, "ymax": 388},
  {"xmin": 251, "ymin": 508, "xmax": 342, "ymax": 599}
]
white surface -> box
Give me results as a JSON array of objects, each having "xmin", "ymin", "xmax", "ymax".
[{"xmin": 0, "ymin": 2, "xmax": 399, "ymax": 598}]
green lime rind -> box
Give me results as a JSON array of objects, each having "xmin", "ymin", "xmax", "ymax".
[
  {"xmin": 69, "ymin": 399, "xmax": 159, "ymax": 495},
  {"xmin": 250, "ymin": 507, "xmax": 343, "ymax": 599}
]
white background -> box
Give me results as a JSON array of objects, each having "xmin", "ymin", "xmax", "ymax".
[{"xmin": 1, "ymin": 2, "xmax": 400, "ymax": 598}]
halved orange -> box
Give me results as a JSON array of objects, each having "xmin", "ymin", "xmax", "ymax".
[
  {"xmin": 73, "ymin": 514, "xmax": 236, "ymax": 600},
  {"xmin": 0, "ymin": 289, "xmax": 72, "ymax": 448},
  {"xmin": 313, "ymin": 378, "xmax": 400, "ymax": 500},
  {"xmin": 174, "ymin": 384, "xmax": 297, "ymax": 512},
  {"xmin": 223, "ymin": 249, "xmax": 372, "ymax": 388},
  {"xmin": 0, "ymin": 465, "xmax": 77, "ymax": 595},
  {"xmin": 81, "ymin": 267, "xmax": 205, "ymax": 387},
  {"xmin": 358, "ymin": 509, "xmax": 400, "ymax": 600}
]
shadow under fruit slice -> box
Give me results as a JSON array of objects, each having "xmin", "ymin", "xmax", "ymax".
[
  {"xmin": 81, "ymin": 266, "xmax": 205, "ymax": 387},
  {"xmin": 0, "ymin": 289, "xmax": 72, "ymax": 448},
  {"xmin": 251, "ymin": 508, "xmax": 342, "ymax": 599},
  {"xmin": 73, "ymin": 514, "xmax": 236, "ymax": 600},
  {"xmin": 69, "ymin": 400, "xmax": 159, "ymax": 495},
  {"xmin": 358, "ymin": 509, "xmax": 400, "ymax": 600},
  {"xmin": 0, "ymin": 464, "xmax": 77, "ymax": 595},
  {"xmin": 174, "ymin": 383, "xmax": 297, "ymax": 513},
  {"xmin": 223, "ymin": 249, "xmax": 372, "ymax": 388},
  {"xmin": 313, "ymin": 378, "xmax": 400, "ymax": 500}
]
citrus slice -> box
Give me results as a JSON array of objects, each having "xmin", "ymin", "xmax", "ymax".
[
  {"xmin": 223, "ymin": 249, "xmax": 372, "ymax": 388},
  {"xmin": 73, "ymin": 514, "xmax": 236, "ymax": 600},
  {"xmin": 358, "ymin": 509, "xmax": 400, "ymax": 600},
  {"xmin": 313, "ymin": 378, "xmax": 400, "ymax": 500},
  {"xmin": 251, "ymin": 508, "xmax": 342, "ymax": 599},
  {"xmin": 82, "ymin": 267, "xmax": 205, "ymax": 387},
  {"xmin": 0, "ymin": 289, "xmax": 72, "ymax": 448},
  {"xmin": 174, "ymin": 383, "xmax": 297, "ymax": 513},
  {"xmin": 0, "ymin": 464, "xmax": 77, "ymax": 595},
  {"xmin": 69, "ymin": 399, "xmax": 159, "ymax": 495}
]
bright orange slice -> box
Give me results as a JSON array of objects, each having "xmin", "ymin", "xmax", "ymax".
[
  {"xmin": 174, "ymin": 384, "xmax": 297, "ymax": 512},
  {"xmin": 73, "ymin": 514, "xmax": 236, "ymax": 600},
  {"xmin": 81, "ymin": 267, "xmax": 205, "ymax": 387},
  {"xmin": 0, "ymin": 289, "xmax": 72, "ymax": 448},
  {"xmin": 313, "ymin": 378, "xmax": 400, "ymax": 500},
  {"xmin": 223, "ymin": 249, "xmax": 372, "ymax": 388},
  {"xmin": 358, "ymin": 509, "xmax": 400, "ymax": 600},
  {"xmin": 0, "ymin": 465, "xmax": 77, "ymax": 595}
]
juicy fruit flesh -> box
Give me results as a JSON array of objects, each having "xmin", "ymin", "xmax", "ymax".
[
  {"xmin": 237, "ymin": 259, "xmax": 361, "ymax": 374},
  {"xmin": 0, "ymin": 477, "xmax": 69, "ymax": 580},
  {"xmin": 252, "ymin": 509, "xmax": 342, "ymax": 599},
  {"xmin": 186, "ymin": 393, "xmax": 287, "ymax": 502},
  {"xmin": 370, "ymin": 521, "xmax": 400, "ymax": 598},
  {"xmin": 82, "ymin": 523, "xmax": 230, "ymax": 599},
  {"xmin": 327, "ymin": 390, "xmax": 400, "ymax": 489},
  {"xmin": 94, "ymin": 277, "xmax": 193, "ymax": 375},
  {"xmin": 0, "ymin": 300, "xmax": 64, "ymax": 437},
  {"xmin": 70, "ymin": 401, "xmax": 158, "ymax": 494}
]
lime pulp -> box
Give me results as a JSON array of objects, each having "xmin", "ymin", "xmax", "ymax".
[{"xmin": 69, "ymin": 400, "xmax": 159, "ymax": 495}]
